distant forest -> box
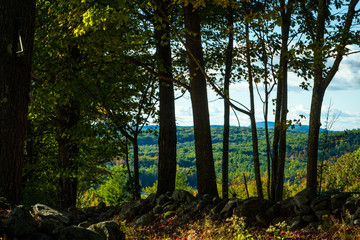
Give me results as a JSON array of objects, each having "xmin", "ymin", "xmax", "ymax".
[{"xmin": 125, "ymin": 126, "xmax": 360, "ymax": 189}]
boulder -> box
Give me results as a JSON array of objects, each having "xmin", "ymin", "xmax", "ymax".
[
  {"xmin": 100, "ymin": 206, "xmax": 119, "ymax": 219},
  {"xmin": 5, "ymin": 205, "xmax": 37, "ymax": 237},
  {"xmin": 289, "ymin": 216, "xmax": 304, "ymax": 231},
  {"xmin": 220, "ymin": 199, "xmax": 240, "ymax": 219},
  {"xmin": 38, "ymin": 219, "xmax": 65, "ymax": 236},
  {"xmin": 118, "ymin": 199, "xmax": 150, "ymax": 221},
  {"xmin": 88, "ymin": 221, "xmax": 125, "ymax": 240},
  {"xmin": 78, "ymin": 220, "xmax": 99, "ymax": 228},
  {"xmin": 233, "ymin": 198, "xmax": 274, "ymax": 225},
  {"xmin": 156, "ymin": 194, "xmax": 171, "ymax": 206},
  {"xmin": 293, "ymin": 188, "xmax": 316, "ymax": 208},
  {"xmin": 135, "ymin": 213, "xmax": 154, "ymax": 226},
  {"xmin": 58, "ymin": 226, "xmax": 105, "ymax": 240},
  {"xmin": 209, "ymin": 199, "xmax": 229, "ymax": 220},
  {"xmin": 172, "ymin": 189, "xmax": 196, "ymax": 204},
  {"xmin": 331, "ymin": 193, "xmax": 351, "ymax": 210},
  {"xmin": 310, "ymin": 195, "xmax": 330, "ymax": 211},
  {"xmin": 27, "ymin": 232, "xmax": 52, "ymax": 240},
  {"xmin": 33, "ymin": 203, "xmax": 71, "ymax": 225},
  {"xmin": 343, "ymin": 196, "xmax": 357, "ymax": 215}
]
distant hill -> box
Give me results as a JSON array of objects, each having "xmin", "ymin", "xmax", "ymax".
[{"xmin": 251, "ymin": 121, "xmax": 327, "ymax": 133}]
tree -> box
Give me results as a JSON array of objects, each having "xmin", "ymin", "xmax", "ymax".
[
  {"xmin": 152, "ymin": 0, "xmax": 177, "ymax": 195},
  {"xmin": 270, "ymin": 0, "xmax": 295, "ymax": 202},
  {"xmin": 298, "ymin": 0, "xmax": 359, "ymax": 194},
  {"xmin": 183, "ymin": 3, "xmax": 218, "ymax": 197},
  {"xmin": 0, "ymin": 0, "xmax": 36, "ymax": 204},
  {"xmin": 222, "ymin": 5, "xmax": 234, "ymax": 200}
]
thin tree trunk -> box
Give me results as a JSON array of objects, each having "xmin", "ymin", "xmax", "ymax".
[
  {"xmin": 245, "ymin": 21, "xmax": 263, "ymax": 199},
  {"xmin": 306, "ymin": 86, "xmax": 325, "ymax": 194},
  {"xmin": 55, "ymin": 101, "xmax": 80, "ymax": 208},
  {"xmin": 155, "ymin": 1, "xmax": 177, "ymax": 195},
  {"xmin": 184, "ymin": 4, "xmax": 218, "ymax": 197},
  {"xmin": 271, "ymin": 0, "xmax": 291, "ymax": 202},
  {"xmin": 264, "ymin": 84, "xmax": 272, "ymax": 199},
  {"xmin": 132, "ymin": 136, "xmax": 141, "ymax": 199},
  {"xmin": 222, "ymin": 6, "xmax": 234, "ymax": 200},
  {"xmin": 0, "ymin": 0, "xmax": 36, "ymax": 204}
]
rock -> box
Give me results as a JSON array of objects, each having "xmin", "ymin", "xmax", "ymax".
[
  {"xmin": 271, "ymin": 217, "xmax": 285, "ymax": 225},
  {"xmin": 5, "ymin": 205, "xmax": 37, "ymax": 237},
  {"xmin": 146, "ymin": 193, "xmax": 158, "ymax": 206},
  {"xmin": 256, "ymin": 213, "xmax": 271, "ymax": 226},
  {"xmin": 153, "ymin": 205, "xmax": 163, "ymax": 214},
  {"xmin": 69, "ymin": 208, "xmax": 88, "ymax": 226},
  {"xmin": 331, "ymin": 193, "xmax": 351, "ymax": 210},
  {"xmin": 172, "ymin": 189, "xmax": 196, "ymax": 203},
  {"xmin": 302, "ymin": 214, "xmax": 318, "ymax": 223},
  {"xmin": 294, "ymin": 205, "xmax": 312, "ymax": 216},
  {"xmin": 310, "ymin": 196, "xmax": 330, "ymax": 211},
  {"xmin": 118, "ymin": 200, "xmax": 150, "ymax": 222},
  {"xmin": 58, "ymin": 226, "xmax": 105, "ymax": 240},
  {"xmin": 293, "ymin": 188, "xmax": 316, "ymax": 208},
  {"xmin": 156, "ymin": 194, "xmax": 171, "ymax": 206},
  {"xmin": 135, "ymin": 213, "xmax": 154, "ymax": 226},
  {"xmin": 267, "ymin": 198, "xmax": 296, "ymax": 218},
  {"xmin": 27, "ymin": 232, "xmax": 52, "ymax": 240},
  {"xmin": 200, "ymin": 194, "xmax": 213, "ymax": 204},
  {"xmin": 209, "ymin": 199, "xmax": 229, "ymax": 220},
  {"xmin": 314, "ymin": 210, "xmax": 331, "ymax": 219},
  {"xmin": 88, "ymin": 221, "xmax": 125, "ymax": 240},
  {"xmin": 97, "ymin": 202, "xmax": 107, "ymax": 211},
  {"xmin": 38, "ymin": 219, "xmax": 65, "ymax": 236},
  {"xmin": 100, "ymin": 206, "xmax": 119, "ymax": 219},
  {"xmin": 343, "ymin": 197, "xmax": 357, "ymax": 215},
  {"xmin": 220, "ymin": 198, "xmax": 239, "ymax": 219},
  {"xmin": 164, "ymin": 211, "xmax": 176, "ymax": 219},
  {"xmin": 290, "ymin": 216, "xmax": 304, "ymax": 231},
  {"xmin": 163, "ymin": 203, "xmax": 177, "ymax": 212},
  {"xmin": 79, "ymin": 220, "xmax": 98, "ymax": 228},
  {"xmin": 233, "ymin": 198, "xmax": 274, "ymax": 225},
  {"xmin": 33, "ymin": 203, "xmax": 71, "ymax": 225}
]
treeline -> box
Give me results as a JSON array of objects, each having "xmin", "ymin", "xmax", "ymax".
[{"xmin": 137, "ymin": 127, "xmax": 360, "ymax": 189}]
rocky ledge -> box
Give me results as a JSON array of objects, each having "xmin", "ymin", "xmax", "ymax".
[{"xmin": 1, "ymin": 189, "xmax": 360, "ymax": 239}]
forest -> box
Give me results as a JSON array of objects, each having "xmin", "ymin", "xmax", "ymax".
[{"xmin": 1, "ymin": 0, "xmax": 360, "ymax": 225}]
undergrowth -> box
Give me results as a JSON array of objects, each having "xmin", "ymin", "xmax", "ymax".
[{"xmin": 115, "ymin": 214, "xmax": 360, "ymax": 240}]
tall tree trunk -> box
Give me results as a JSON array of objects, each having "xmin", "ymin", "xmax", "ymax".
[
  {"xmin": 0, "ymin": 0, "xmax": 36, "ymax": 204},
  {"xmin": 155, "ymin": 1, "xmax": 177, "ymax": 195},
  {"xmin": 183, "ymin": 4, "xmax": 218, "ymax": 197},
  {"xmin": 55, "ymin": 101, "xmax": 80, "ymax": 208},
  {"xmin": 222, "ymin": 6, "xmax": 234, "ymax": 200},
  {"xmin": 271, "ymin": 0, "xmax": 291, "ymax": 202},
  {"xmin": 132, "ymin": 136, "xmax": 141, "ymax": 199},
  {"xmin": 245, "ymin": 20, "xmax": 263, "ymax": 198}
]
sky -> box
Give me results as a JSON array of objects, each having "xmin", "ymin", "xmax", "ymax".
[{"xmin": 173, "ymin": 47, "xmax": 360, "ymax": 131}]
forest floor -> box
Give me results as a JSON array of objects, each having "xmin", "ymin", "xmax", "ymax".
[{"xmin": 117, "ymin": 214, "xmax": 360, "ymax": 240}]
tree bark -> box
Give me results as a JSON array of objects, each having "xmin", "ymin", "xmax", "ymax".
[
  {"xmin": 0, "ymin": 0, "xmax": 36, "ymax": 204},
  {"xmin": 155, "ymin": 2, "xmax": 177, "ymax": 195},
  {"xmin": 222, "ymin": 6, "xmax": 234, "ymax": 200},
  {"xmin": 183, "ymin": 4, "xmax": 218, "ymax": 197},
  {"xmin": 245, "ymin": 19, "xmax": 263, "ymax": 198},
  {"xmin": 271, "ymin": 0, "xmax": 292, "ymax": 202},
  {"xmin": 132, "ymin": 136, "xmax": 141, "ymax": 199}
]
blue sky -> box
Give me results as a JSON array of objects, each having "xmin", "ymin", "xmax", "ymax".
[{"xmin": 174, "ymin": 47, "xmax": 360, "ymax": 131}]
